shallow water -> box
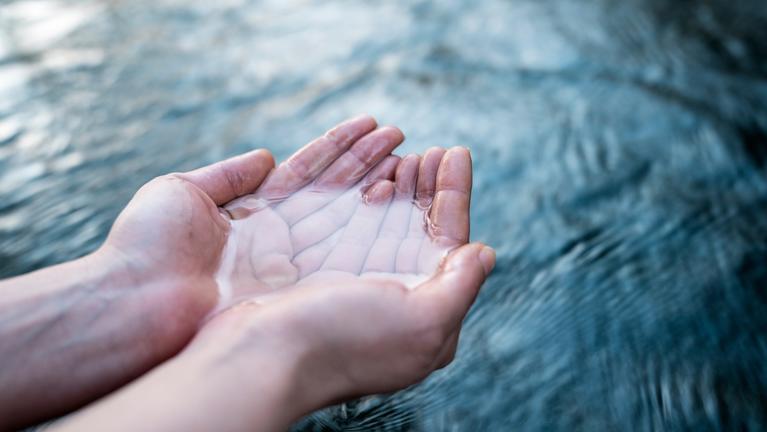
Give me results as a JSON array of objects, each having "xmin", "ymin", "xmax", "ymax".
[{"xmin": 2, "ymin": 0, "xmax": 767, "ymax": 430}]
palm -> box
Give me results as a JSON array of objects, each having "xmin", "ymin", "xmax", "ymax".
[
  {"xmin": 213, "ymin": 118, "xmax": 470, "ymax": 308},
  {"xmin": 106, "ymin": 116, "xmax": 471, "ymax": 313},
  {"xmin": 107, "ymin": 176, "xmax": 230, "ymax": 280},
  {"xmin": 218, "ymin": 161, "xmax": 441, "ymax": 301},
  {"xmin": 100, "ymin": 115, "xmax": 482, "ymax": 411}
]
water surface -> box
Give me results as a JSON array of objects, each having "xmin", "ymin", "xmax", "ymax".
[{"xmin": 1, "ymin": 0, "xmax": 767, "ymax": 430}]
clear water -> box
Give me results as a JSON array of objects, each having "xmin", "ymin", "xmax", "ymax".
[
  {"xmin": 214, "ymin": 155, "xmax": 450, "ymax": 309},
  {"xmin": 2, "ymin": 0, "xmax": 767, "ymax": 430}
]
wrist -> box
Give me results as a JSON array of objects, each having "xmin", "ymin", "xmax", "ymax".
[
  {"xmin": 92, "ymin": 244, "xmax": 218, "ymax": 350},
  {"xmin": 178, "ymin": 302, "xmax": 343, "ymax": 427},
  {"xmin": 0, "ymin": 249, "xmax": 213, "ymax": 429},
  {"xmin": 55, "ymin": 311, "xmax": 314, "ymax": 432}
]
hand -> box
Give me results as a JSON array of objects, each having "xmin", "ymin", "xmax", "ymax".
[
  {"xmin": 0, "ymin": 132, "xmax": 277, "ymax": 429},
  {"xmin": 202, "ymin": 142, "xmax": 494, "ymax": 400},
  {"xmin": 52, "ymin": 136, "xmax": 495, "ymax": 432},
  {"xmin": 202, "ymin": 117, "xmax": 494, "ymax": 406},
  {"xmin": 51, "ymin": 117, "xmax": 495, "ymax": 430},
  {"xmin": 213, "ymin": 122, "xmax": 474, "ymax": 308},
  {"xmin": 100, "ymin": 115, "xmax": 389, "ymax": 331}
]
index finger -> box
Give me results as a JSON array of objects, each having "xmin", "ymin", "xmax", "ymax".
[
  {"xmin": 314, "ymin": 126, "xmax": 405, "ymax": 189},
  {"xmin": 257, "ymin": 115, "xmax": 378, "ymax": 199}
]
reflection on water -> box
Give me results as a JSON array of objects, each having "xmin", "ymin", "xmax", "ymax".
[{"xmin": 2, "ymin": 0, "xmax": 767, "ymax": 430}]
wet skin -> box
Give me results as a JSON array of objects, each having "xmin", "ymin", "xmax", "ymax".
[
  {"xmin": 216, "ymin": 133, "xmax": 468, "ymax": 306},
  {"xmin": 0, "ymin": 116, "xmax": 494, "ymax": 431}
]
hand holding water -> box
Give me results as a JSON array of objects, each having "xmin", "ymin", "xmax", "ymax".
[{"xmin": 0, "ymin": 116, "xmax": 493, "ymax": 432}]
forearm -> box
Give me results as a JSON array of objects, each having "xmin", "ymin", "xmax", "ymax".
[
  {"xmin": 52, "ymin": 308, "xmax": 321, "ymax": 432},
  {"xmin": 0, "ymin": 249, "xmax": 208, "ymax": 430}
]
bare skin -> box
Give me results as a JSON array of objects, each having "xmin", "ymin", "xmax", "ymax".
[
  {"xmin": 0, "ymin": 115, "xmax": 493, "ymax": 431},
  {"xmin": 215, "ymin": 126, "xmax": 467, "ymax": 307},
  {"xmin": 0, "ymin": 146, "xmax": 275, "ymax": 430}
]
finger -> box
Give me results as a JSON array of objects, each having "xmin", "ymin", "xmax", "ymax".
[
  {"xmin": 364, "ymin": 179, "xmax": 397, "ymax": 205},
  {"xmin": 177, "ymin": 149, "xmax": 275, "ymax": 205},
  {"xmin": 258, "ymin": 115, "xmax": 378, "ymax": 198},
  {"xmin": 363, "ymin": 155, "xmax": 421, "ymax": 273},
  {"xmin": 359, "ymin": 154, "xmax": 401, "ymax": 190},
  {"xmin": 416, "ymin": 147, "xmax": 446, "ymax": 207},
  {"xmin": 315, "ymin": 126, "xmax": 405, "ymax": 188},
  {"xmin": 413, "ymin": 243, "xmax": 495, "ymax": 328},
  {"xmin": 278, "ymin": 154, "xmax": 399, "ymax": 228},
  {"xmin": 429, "ymin": 147, "xmax": 472, "ymax": 246},
  {"xmin": 394, "ymin": 154, "xmax": 421, "ymax": 198}
]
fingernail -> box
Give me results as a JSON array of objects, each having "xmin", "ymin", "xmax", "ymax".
[{"xmin": 479, "ymin": 246, "xmax": 496, "ymax": 274}]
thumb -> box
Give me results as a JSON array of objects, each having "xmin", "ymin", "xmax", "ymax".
[
  {"xmin": 414, "ymin": 242, "xmax": 495, "ymax": 327},
  {"xmin": 177, "ymin": 149, "xmax": 275, "ymax": 205}
]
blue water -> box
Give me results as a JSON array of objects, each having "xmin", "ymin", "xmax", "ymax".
[{"xmin": 1, "ymin": 0, "xmax": 766, "ymax": 430}]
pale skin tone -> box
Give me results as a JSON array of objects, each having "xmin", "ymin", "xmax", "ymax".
[{"xmin": 0, "ymin": 116, "xmax": 494, "ymax": 431}]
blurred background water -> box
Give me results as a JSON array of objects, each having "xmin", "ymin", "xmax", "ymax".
[{"xmin": 2, "ymin": 0, "xmax": 767, "ymax": 430}]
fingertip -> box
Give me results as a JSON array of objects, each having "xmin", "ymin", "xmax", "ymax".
[
  {"xmin": 351, "ymin": 113, "xmax": 376, "ymax": 122},
  {"xmin": 180, "ymin": 148, "xmax": 276, "ymax": 205},
  {"xmin": 402, "ymin": 153, "xmax": 420, "ymax": 163},
  {"xmin": 342, "ymin": 113, "xmax": 377, "ymax": 128},
  {"xmin": 252, "ymin": 148, "xmax": 276, "ymax": 169},
  {"xmin": 324, "ymin": 115, "xmax": 379, "ymax": 146},
  {"xmin": 478, "ymin": 245, "xmax": 496, "ymax": 275},
  {"xmin": 315, "ymin": 126, "xmax": 404, "ymax": 188},
  {"xmin": 364, "ymin": 179, "xmax": 395, "ymax": 204},
  {"xmin": 451, "ymin": 242, "xmax": 493, "ymax": 276},
  {"xmin": 442, "ymin": 242, "xmax": 481, "ymax": 268},
  {"xmin": 380, "ymin": 125, "xmax": 405, "ymax": 142},
  {"xmin": 425, "ymin": 146, "xmax": 446, "ymax": 156},
  {"xmin": 384, "ymin": 154, "xmax": 403, "ymax": 165},
  {"xmin": 448, "ymin": 145, "xmax": 471, "ymax": 157},
  {"xmin": 439, "ymin": 147, "xmax": 472, "ymax": 190},
  {"xmin": 415, "ymin": 242, "xmax": 489, "ymax": 327},
  {"xmin": 440, "ymin": 147, "xmax": 472, "ymax": 177}
]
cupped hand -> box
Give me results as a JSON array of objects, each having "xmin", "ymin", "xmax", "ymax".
[
  {"xmin": 105, "ymin": 112, "xmax": 494, "ymax": 402},
  {"xmin": 216, "ymin": 121, "xmax": 477, "ymax": 307},
  {"xmin": 51, "ymin": 116, "xmax": 494, "ymax": 432},
  {"xmin": 99, "ymin": 116, "xmax": 387, "ymax": 336},
  {"xmin": 190, "ymin": 118, "xmax": 495, "ymax": 411}
]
